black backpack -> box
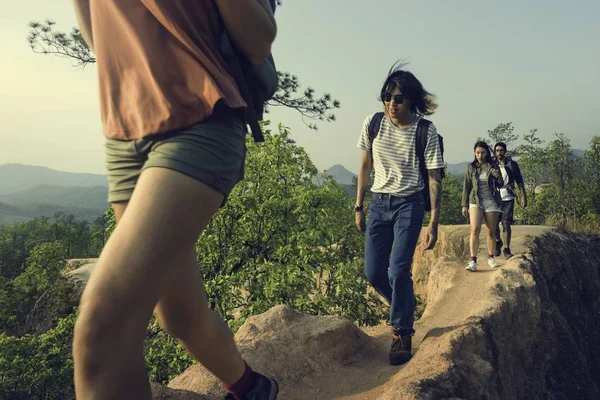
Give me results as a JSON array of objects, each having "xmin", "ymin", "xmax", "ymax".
[
  {"xmin": 368, "ymin": 112, "xmax": 445, "ymax": 211},
  {"xmin": 218, "ymin": 1, "xmax": 279, "ymax": 142}
]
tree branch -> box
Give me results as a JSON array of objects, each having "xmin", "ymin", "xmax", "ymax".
[{"xmin": 28, "ymin": 20, "xmax": 95, "ymax": 69}]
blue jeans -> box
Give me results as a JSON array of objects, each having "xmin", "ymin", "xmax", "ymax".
[{"xmin": 364, "ymin": 192, "xmax": 424, "ymax": 335}]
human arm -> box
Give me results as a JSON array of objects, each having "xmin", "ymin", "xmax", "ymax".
[
  {"xmin": 461, "ymin": 167, "xmax": 472, "ymax": 217},
  {"xmin": 355, "ymin": 150, "xmax": 373, "ymax": 232},
  {"xmin": 513, "ymin": 161, "xmax": 527, "ymax": 207},
  {"xmin": 423, "ymin": 168, "xmax": 443, "ymax": 249}
]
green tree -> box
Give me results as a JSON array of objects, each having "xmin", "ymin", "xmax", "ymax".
[
  {"xmin": 0, "ymin": 242, "xmax": 74, "ymax": 336},
  {"xmin": 195, "ymin": 122, "xmax": 386, "ymax": 326},
  {"xmin": 0, "ymin": 215, "xmax": 105, "ymax": 280},
  {"xmin": 0, "ymin": 313, "xmax": 76, "ymax": 400},
  {"xmin": 144, "ymin": 317, "xmax": 194, "ymax": 384},
  {"xmin": 541, "ymin": 133, "xmax": 593, "ymax": 230},
  {"xmin": 546, "ymin": 133, "xmax": 573, "ymax": 227},
  {"xmin": 585, "ymin": 136, "xmax": 600, "ymax": 213},
  {"xmin": 439, "ymin": 172, "xmax": 465, "ymax": 225},
  {"xmin": 515, "ymin": 128, "xmax": 546, "ymax": 203},
  {"xmin": 487, "ymin": 122, "xmax": 519, "ymax": 150}
]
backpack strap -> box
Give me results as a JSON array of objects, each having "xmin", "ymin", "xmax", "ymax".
[
  {"xmin": 415, "ymin": 119, "xmax": 432, "ymax": 171},
  {"xmin": 416, "ymin": 119, "xmax": 433, "ymax": 211},
  {"xmin": 368, "ymin": 112, "xmax": 385, "ymax": 145},
  {"xmin": 219, "ymin": 31, "xmax": 265, "ymax": 142}
]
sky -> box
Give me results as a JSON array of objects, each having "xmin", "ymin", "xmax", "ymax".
[{"xmin": 1, "ymin": 0, "xmax": 599, "ymax": 175}]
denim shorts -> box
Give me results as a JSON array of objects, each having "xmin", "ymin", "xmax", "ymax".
[
  {"xmin": 104, "ymin": 104, "xmax": 246, "ymax": 204},
  {"xmin": 470, "ymin": 198, "xmax": 502, "ymax": 213}
]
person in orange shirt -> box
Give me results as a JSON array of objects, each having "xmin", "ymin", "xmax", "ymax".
[{"xmin": 71, "ymin": 1, "xmax": 278, "ymax": 399}]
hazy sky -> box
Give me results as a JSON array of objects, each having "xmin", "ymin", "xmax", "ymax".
[{"xmin": 2, "ymin": 0, "xmax": 599, "ymax": 175}]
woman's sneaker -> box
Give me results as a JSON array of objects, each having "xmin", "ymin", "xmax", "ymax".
[
  {"xmin": 465, "ymin": 260, "xmax": 477, "ymax": 272},
  {"xmin": 488, "ymin": 258, "xmax": 501, "ymax": 268}
]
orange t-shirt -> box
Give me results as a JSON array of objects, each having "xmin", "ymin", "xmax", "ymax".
[{"xmin": 90, "ymin": 0, "xmax": 246, "ymax": 140}]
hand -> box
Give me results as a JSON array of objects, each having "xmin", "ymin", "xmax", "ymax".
[
  {"xmin": 521, "ymin": 196, "xmax": 527, "ymax": 208},
  {"xmin": 490, "ymin": 165, "xmax": 501, "ymax": 178},
  {"xmin": 422, "ymin": 222, "xmax": 438, "ymax": 250},
  {"xmin": 462, "ymin": 206, "xmax": 468, "ymax": 218},
  {"xmin": 355, "ymin": 210, "xmax": 366, "ymax": 232}
]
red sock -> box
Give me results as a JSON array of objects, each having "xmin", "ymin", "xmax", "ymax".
[
  {"xmin": 223, "ymin": 363, "xmax": 257, "ymax": 400},
  {"xmin": 470, "ymin": 256, "xmax": 477, "ymax": 262},
  {"xmin": 488, "ymin": 254, "xmax": 494, "ymax": 259}
]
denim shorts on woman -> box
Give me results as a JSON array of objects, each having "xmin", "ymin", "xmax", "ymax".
[
  {"xmin": 469, "ymin": 198, "xmax": 502, "ymax": 213},
  {"xmin": 104, "ymin": 104, "xmax": 246, "ymax": 204}
]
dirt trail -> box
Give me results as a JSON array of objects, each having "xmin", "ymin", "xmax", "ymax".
[{"xmin": 276, "ymin": 226, "xmax": 550, "ymax": 400}]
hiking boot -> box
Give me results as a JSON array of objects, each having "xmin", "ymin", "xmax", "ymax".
[
  {"xmin": 494, "ymin": 239, "xmax": 503, "ymax": 257},
  {"xmin": 389, "ymin": 333, "xmax": 412, "ymax": 365},
  {"xmin": 465, "ymin": 260, "xmax": 477, "ymax": 272},
  {"xmin": 503, "ymin": 248, "xmax": 513, "ymax": 259},
  {"xmin": 224, "ymin": 373, "xmax": 279, "ymax": 400},
  {"xmin": 488, "ymin": 258, "xmax": 501, "ymax": 268}
]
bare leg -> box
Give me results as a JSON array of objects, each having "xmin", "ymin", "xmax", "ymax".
[
  {"xmin": 114, "ymin": 202, "xmax": 246, "ymax": 385},
  {"xmin": 73, "ymin": 167, "xmax": 245, "ymax": 400},
  {"xmin": 469, "ymin": 207, "xmax": 484, "ymax": 258},
  {"xmin": 483, "ymin": 212, "xmax": 501, "ymax": 256},
  {"xmin": 154, "ymin": 249, "xmax": 245, "ymax": 384}
]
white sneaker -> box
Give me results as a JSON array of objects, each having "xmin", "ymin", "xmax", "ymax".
[
  {"xmin": 488, "ymin": 258, "xmax": 501, "ymax": 268},
  {"xmin": 465, "ymin": 260, "xmax": 477, "ymax": 272}
]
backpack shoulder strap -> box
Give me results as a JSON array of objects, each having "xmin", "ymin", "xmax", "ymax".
[
  {"xmin": 368, "ymin": 112, "xmax": 385, "ymax": 145},
  {"xmin": 415, "ymin": 118, "xmax": 432, "ymax": 168}
]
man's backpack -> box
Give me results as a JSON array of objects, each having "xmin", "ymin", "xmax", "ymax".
[
  {"xmin": 218, "ymin": 0, "xmax": 278, "ymax": 142},
  {"xmin": 367, "ymin": 112, "xmax": 445, "ymax": 211}
]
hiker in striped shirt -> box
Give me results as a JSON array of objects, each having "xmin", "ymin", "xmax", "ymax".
[{"xmin": 354, "ymin": 62, "xmax": 445, "ymax": 366}]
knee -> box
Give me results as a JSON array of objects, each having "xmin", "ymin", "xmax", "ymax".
[
  {"xmin": 388, "ymin": 263, "xmax": 412, "ymax": 282},
  {"xmin": 74, "ymin": 288, "xmax": 135, "ymax": 361},
  {"xmin": 471, "ymin": 226, "xmax": 481, "ymax": 236}
]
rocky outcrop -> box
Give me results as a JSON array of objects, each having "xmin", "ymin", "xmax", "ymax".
[
  {"xmin": 378, "ymin": 227, "xmax": 600, "ymax": 399},
  {"xmin": 168, "ymin": 305, "xmax": 372, "ymax": 398}
]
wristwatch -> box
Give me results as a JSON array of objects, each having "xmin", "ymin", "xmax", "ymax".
[{"xmin": 354, "ymin": 204, "xmax": 364, "ymax": 212}]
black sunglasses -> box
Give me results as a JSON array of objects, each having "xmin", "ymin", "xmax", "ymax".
[{"xmin": 383, "ymin": 93, "xmax": 406, "ymax": 104}]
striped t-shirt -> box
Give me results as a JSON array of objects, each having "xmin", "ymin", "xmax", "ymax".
[{"xmin": 357, "ymin": 113, "xmax": 445, "ymax": 197}]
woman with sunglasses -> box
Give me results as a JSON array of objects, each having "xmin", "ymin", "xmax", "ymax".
[
  {"xmin": 355, "ymin": 61, "xmax": 445, "ymax": 366},
  {"xmin": 461, "ymin": 141, "xmax": 504, "ymax": 272}
]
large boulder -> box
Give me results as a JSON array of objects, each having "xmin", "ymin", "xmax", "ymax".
[{"xmin": 167, "ymin": 305, "xmax": 372, "ymax": 398}]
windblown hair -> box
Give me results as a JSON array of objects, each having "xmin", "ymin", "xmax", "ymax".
[{"xmin": 378, "ymin": 60, "xmax": 438, "ymax": 116}]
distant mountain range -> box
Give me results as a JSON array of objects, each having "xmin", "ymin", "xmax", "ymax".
[
  {"xmin": 0, "ymin": 163, "xmax": 107, "ymax": 195},
  {"xmin": 0, "ymin": 150, "xmax": 587, "ymax": 223},
  {"xmin": 0, "ymin": 164, "xmax": 108, "ymax": 224}
]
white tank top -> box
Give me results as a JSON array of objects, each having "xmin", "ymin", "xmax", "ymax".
[{"xmin": 478, "ymin": 170, "xmax": 493, "ymax": 201}]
